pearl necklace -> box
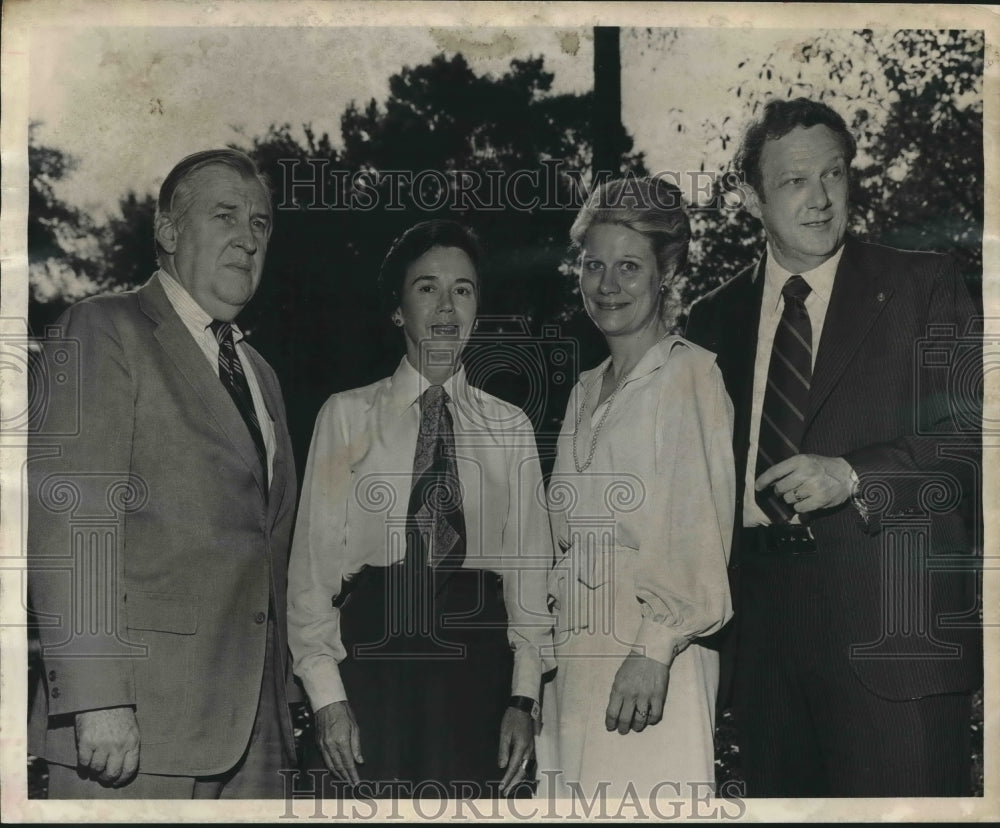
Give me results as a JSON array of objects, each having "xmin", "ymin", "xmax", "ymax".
[{"xmin": 572, "ymin": 332, "xmax": 671, "ymax": 474}]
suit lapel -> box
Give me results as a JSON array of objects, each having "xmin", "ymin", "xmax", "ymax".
[
  {"xmin": 806, "ymin": 238, "xmax": 893, "ymax": 428},
  {"xmin": 243, "ymin": 346, "xmax": 291, "ymax": 526},
  {"xmin": 138, "ymin": 278, "xmax": 268, "ymax": 501}
]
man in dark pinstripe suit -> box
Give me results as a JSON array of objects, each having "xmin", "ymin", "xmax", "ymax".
[{"xmin": 686, "ymin": 98, "xmax": 981, "ymax": 797}]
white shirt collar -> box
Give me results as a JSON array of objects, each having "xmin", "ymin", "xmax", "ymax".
[
  {"xmin": 388, "ymin": 355, "xmax": 470, "ymax": 415},
  {"xmin": 762, "ymin": 243, "xmax": 844, "ymax": 311},
  {"xmin": 157, "ymin": 269, "xmax": 246, "ymax": 343}
]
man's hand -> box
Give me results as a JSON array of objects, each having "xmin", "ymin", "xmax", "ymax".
[
  {"xmin": 74, "ymin": 706, "xmax": 140, "ymax": 787},
  {"xmin": 497, "ymin": 707, "xmax": 534, "ymax": 795},
  {"xmin": 756, "ymin": 454, "xmax": 855, "ymax": 513},
  {"xmin": 606, "ymin": 652, "xmax": 669, "ymax": 735},
  {"xmin": 315, "ymin": 701, "xmax": 363, "ymax": 786}
]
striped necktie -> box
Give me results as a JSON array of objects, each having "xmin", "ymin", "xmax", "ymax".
[
  {"xmin": 406, "ymin": 385, "xmax": 467, "ymax": 586},
  {"xmin": 755, "ymin": 275, "xmax": 812, "ymax": 523},
  {"xmin": 210, "ymin": 320, "xmax": 268, "ymax": 490}
]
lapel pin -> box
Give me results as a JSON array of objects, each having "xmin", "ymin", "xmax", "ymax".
[{"xmin": 876, "ymin": 291, "xmax": 886, "ymax": 302}]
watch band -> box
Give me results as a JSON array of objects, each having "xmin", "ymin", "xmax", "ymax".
[{"xmin": 508, "ymin": 695, "xmax": 540, "ymax": 721}]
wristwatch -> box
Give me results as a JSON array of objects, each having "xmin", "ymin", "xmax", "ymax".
[{"xmin": 508, "ymin": 695, "xmax": 540, "ymax": 721}]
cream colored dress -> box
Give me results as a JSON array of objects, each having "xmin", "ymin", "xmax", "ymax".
[{"xmin": 545, "ymin": 336, "xmax": 735, "ymax": 800}]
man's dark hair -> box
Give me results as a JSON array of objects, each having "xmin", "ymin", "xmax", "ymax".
[
  {"xmin": 378, "ymin": 220, "xmax": 484, "ymax": 317},
  {"xmin": 735, "ymin": 98, "xmax": 857, "ymax": 197},
  {"xmin": 155, "ymin": 148, "xmax": 271, "ymax": 264}
]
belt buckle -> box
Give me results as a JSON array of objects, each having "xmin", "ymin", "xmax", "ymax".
[{"xmin": 778, "ymin": 526, "xmax": 815, "ymax": 557}]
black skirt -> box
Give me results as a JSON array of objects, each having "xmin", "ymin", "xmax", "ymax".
[{"xmin": 320, "ymin": 563, "xmax": 523, "ymax": 798}]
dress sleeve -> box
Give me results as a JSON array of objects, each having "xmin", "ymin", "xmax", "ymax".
[
  {"xmin": 633, "ymin": 351, "xmax": 736, "ymax": 664},
  {"xmin": 286, "ymin": 397, "xmax": 354, "ymax": 711},
  {"xmin": 500, "ymin": 411, "xmax": 556, "ymax": 700}
]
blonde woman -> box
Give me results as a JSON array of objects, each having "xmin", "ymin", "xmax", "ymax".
[{"xmin": 548, "ymin": 177, "xmax": 735, "ymax": 797}]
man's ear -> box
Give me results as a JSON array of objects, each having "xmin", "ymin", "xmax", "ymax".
[
  {"xmin": 740, "ymin": 181, "xmax": 761, "ymax": 219},
  {"xmin": 742, "ymin": 182, "xmax": 764, "ymax": 221},
  {"xmin": 154, "ymin": 213, "xmax": 179, "ymax": 255}
]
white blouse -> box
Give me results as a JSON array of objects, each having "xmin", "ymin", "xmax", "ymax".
[
  {"xmin": 548, "ymin": 336, "xmax": 736, "ymax": 663},
  {"xmin": 287, "ymin": 357, "xmax": 554, "ymax": 712}
]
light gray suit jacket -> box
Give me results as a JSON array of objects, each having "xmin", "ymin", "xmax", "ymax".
[{"xmin": 28, "ymin": 275, "xmax": 298, "ymax": 776}]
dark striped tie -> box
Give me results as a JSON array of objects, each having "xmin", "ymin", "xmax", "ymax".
[
  {"xmin": 406, "ymin": 386, "xmax": 467, "ymax": 589},
  {"xmin": 755, "ymin": 275, "xmax": 812, "ymax": 523},
  {"xmin": 210, "ymin": 320, "xmax": 268, "ymax": 489}
]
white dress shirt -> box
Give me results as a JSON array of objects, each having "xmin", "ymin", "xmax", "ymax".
[
  {"xmin": 157, "ymin": 270, "xmax": 276, "ymax": 483},
  {"xmin": 287, "ymin": 356, "xmax": 553, "ymax": 713},
  {"xmin": 743, "ymin": 244, "xmax": 844, "ymax": 527}
]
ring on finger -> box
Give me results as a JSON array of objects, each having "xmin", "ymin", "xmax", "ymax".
[
  {"xmin": 520, "ymin": 758, "xmax": 530, "ymax": 771},
  {"xmin": 635, "ymin": 708, "xmax": 649, "ymax": 719}
]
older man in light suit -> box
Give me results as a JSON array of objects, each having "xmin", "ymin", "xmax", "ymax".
[{"xmin": 28, "ymin": 149, "xmax": 298, "ymax": 798}]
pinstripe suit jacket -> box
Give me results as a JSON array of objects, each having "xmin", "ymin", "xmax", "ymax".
[
  {"xmin": 28, "ymin": 276, "xmax": 298, "ymax": 776},
  {"xmin": 686, "ymin": 236, "xmax": 982, "ymax": 702}
]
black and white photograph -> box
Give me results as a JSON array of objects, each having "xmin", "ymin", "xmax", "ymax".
[{"xmin": 1, "ymin": 1, "xmax": 996, "ymax": 821}]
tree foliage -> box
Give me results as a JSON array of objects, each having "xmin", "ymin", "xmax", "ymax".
[
  {"xmin": 27, "ymin": 125, "xmax": 103, "ymax": 323},
  {"xmin": 29, "ymin": 133, "xmax": 86, "ymax": 265},
  {"xmin": 28, "ymin": 126, "xmax": 157, "ymax": 332},
  {"xmin": 99, "ymin": 191, "xmax": 158, "ymax": 293}
]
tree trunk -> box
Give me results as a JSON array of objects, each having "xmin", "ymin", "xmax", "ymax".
[{"xmin": 593, "ymin": 26, "xmax": 626, "ymax": 179}]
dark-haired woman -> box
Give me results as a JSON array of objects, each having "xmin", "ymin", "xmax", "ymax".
[{"xmin": 287, "ymin": 220, "xmax": 553, "ymax": 798}]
